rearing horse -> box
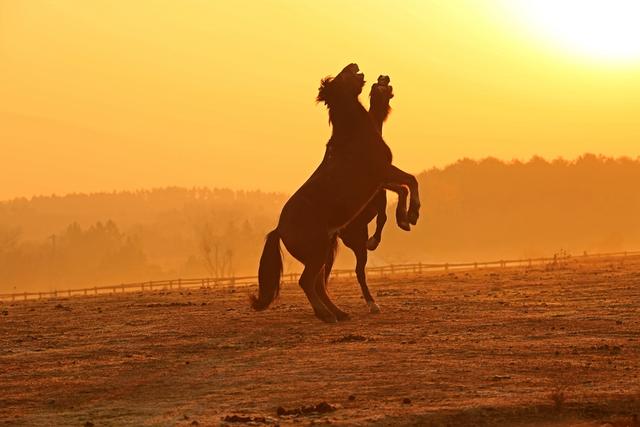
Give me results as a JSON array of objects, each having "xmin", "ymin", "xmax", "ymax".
[
  {"xmin": 251, "ymin": 63, "xmax": 420, "ymax": 323},
  {"xmin": 330, "ymin": 75, "xmax": 408, "ymax": 314}
]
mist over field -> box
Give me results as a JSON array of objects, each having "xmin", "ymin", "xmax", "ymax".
[{"xmin": 1, "ymin": 154, "xmax": 638, "ymax": 293}]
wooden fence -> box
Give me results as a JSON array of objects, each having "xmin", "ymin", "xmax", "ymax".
[{"xmin": 1, "ymin": 250, "xmax": 639, "ymax": 302}]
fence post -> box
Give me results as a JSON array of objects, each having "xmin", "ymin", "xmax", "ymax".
[
  {"xmin": 418, "ymin": 262, "xmax": 423, "ymax": 274},
  {"xmin": 24, "ymin": 292, "xmax": 27, "ymax": 301},
  {"xmin": 169, "ymin": 280, "xmax": 173, "ymax": 290},
  {"xmin": 121, "ymin": 284, "xmax": 125, "ymax": 293},
  {"xmin": 68, "ymin": 290, "xmax": 71, "ymax": 297},
  {"xmin": 178, "ymin": 279, "xmax": 182, "ymax": 289},
  {"xmin": 94, "ymin": 287, "xmax": 97, "ymax": 295},
  {"xmin": 39, "ymin": 292, "xmax": 43, "ymax": 299},
  {"xmin": 391, "ymin": 264, "xmax": 395, "ymax": 275},
  {"xmin": 444, "ymin": 263, "xmax": 449, "ymax": 272},
  {"xmin": 84, "ymin": 289, "xmax": 88, "ymax": 296}
]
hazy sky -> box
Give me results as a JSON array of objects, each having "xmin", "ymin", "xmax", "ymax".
[{"xmin": 2, "ymin": 1, "xmax": 640, "ymax": 200}]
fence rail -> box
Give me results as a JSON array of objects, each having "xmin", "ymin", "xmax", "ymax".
[{"xmin": 2, "ymin": 250, "xmax": 639, "ymax": 302}]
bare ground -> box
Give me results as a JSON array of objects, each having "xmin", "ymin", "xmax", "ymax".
[{"xmin": 1, "ymin": 257, "xmax": 639, "ymax": 426}]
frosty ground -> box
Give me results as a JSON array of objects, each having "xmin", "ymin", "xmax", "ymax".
[{"xmin": 1, "ymin": 256, "xmax": 639, "ymax": 426}]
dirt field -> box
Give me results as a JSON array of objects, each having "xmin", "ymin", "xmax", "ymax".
[{"xmin": 1, "ymin": 257, "xmax": 639, "ymax": 426}]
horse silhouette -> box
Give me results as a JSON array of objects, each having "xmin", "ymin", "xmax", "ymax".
[
  {"xmin": 251, "ymin": 63, "xmax": 420, "ymax": 322},
  {"xmin": 331, "ymin": 75, "xmax": 409, "ymax": 314}
]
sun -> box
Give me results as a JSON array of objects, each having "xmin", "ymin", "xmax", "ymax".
[{"xmin": 505, "ymin": 0, "xmax": 640, "ymax": 64}]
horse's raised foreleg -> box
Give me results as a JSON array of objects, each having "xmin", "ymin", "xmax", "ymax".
[
  {"xmin": 381, "ymin": 183, "xmax": 410, "ymax": 232},
  {"xmin": 384, "ymin": 165, "xmax": 420, "ymax": 225}
]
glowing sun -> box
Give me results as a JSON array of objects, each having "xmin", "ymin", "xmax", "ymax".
[{"xmin": 506, "ymin": 0, "xmax": 640, "ymax": 63}]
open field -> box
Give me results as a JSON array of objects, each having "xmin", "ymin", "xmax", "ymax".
[{"xmin": 1, "ymin": 256, "xmax": 639, "ymax": 426}]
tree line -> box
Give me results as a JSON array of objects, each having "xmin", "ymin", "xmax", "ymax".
[{"xmin": 1, "ymin": 154, "xmax": 639, "ymax": 292}]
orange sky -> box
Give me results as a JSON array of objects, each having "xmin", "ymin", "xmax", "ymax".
[{"xmin": 2, "ymin": 1, "xmax": 640, "ymax": 200}]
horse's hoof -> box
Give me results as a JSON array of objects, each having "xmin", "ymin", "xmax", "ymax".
[
  {"xmin": 366, "ymin": 236, "xmax": 380, "ymax": 251},
  {"xmin": 335, "ymin": 311, "xmax": 351, "ymax": 321},
  {"xmin": 408, "ymin": 210, "xmax": 419, "ymax": 226},
  {"xmin": 315, "ymin": 310, "xmax": 338, "ymax": 323},
  {"xmin": 398, "ymin": 220, "xmax": 411, "ymax": 231},
  {"xmin": 368, "ymin": 302, "xmax": 381, "ymax": 314}
]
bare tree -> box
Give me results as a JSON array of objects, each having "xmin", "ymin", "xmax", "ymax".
[{"xmin": 200, "ymin": 223, "xmax": 234, "ymax": 279}]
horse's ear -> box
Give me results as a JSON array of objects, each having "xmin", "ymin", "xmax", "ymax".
[{"xmin": 316, "ymin": 76, "xmax": 333, "ymax": 104}]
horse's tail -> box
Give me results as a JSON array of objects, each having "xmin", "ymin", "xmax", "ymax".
[{"xmin": 250, "ymin": 229, "xmax": 283, "ymax": 311}]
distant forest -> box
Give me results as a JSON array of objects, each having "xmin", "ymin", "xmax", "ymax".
[{"xmin": 1, "ymin": 154, "xmax": 639, "ymax": 292}]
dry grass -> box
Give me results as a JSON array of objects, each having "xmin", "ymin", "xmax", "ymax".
[
  {"xmin": 1, "ymin": 257, "xmax": 639, "ymax": 426},
  {"xmin": 549, "ymin": 385, "xmax": 568, "ymax": 410}
]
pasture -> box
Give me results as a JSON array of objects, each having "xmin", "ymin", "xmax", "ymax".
[{"xmin": 1, "ymin": 256, "xmax": 639, "ymax": 426}]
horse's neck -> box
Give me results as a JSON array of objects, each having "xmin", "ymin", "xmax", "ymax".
[
  {"xmin": 329, "ymin": 100, "xmax": 367, "ymax": 124},
  {"xmin": 328, "ymin": 101, "xmax": 370, "ymax": 143},
  {"xmin": 326, "ymin": 100, "xmax": 392, "ymax": 165},
  {"xmin": 368, "ymin": 99, "xmax": 393, "ymax": 164}
]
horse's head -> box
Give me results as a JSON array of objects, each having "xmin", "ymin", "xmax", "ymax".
[
  {"xmin": 369, "ymin": 75, "xmax": 394, "ymax": 131},
  {"xmin": 370, "ymin": 75, "xmax": 394, "ymax": 103},
  {"xmin": 316, "ymin": 63, "xmax": 366, "ymax": 107}
]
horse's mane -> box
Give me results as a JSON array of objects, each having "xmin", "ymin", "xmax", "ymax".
[
  {"xmin": 316, "ymin": 76, "xmax": 333, "ymax": 105},
  {"xmin": 316, "ymin": 76, "xmax": 367, "ymax": 127},
  {"xmin": 316, "ymin": 77, "xmax": 335, "ymax": 124}
]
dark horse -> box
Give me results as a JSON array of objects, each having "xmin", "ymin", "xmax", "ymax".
[
  {"xmin": 332, "ymin": 75, "xmax": 409, "ymax": 314},
  {"xmin": 251, "ymin": 63, "xmax": 420, "ymax": 323}
]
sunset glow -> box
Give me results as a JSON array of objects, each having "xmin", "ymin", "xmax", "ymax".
[
  {"xmin": 1, "ymin": 1, "xmax": 640, "ymax": 200},
  {"xmin": 506, "ymin": 0, "xmax": 640, "ymax": 63}
]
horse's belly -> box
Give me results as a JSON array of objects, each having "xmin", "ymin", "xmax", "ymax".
[
  {"xmin": 281, "ymin": 156, "xmax": 384, "ymax": 233},
  {"xmin": 326, "ymin": 184, "xmax": 380, "ymax": 230}
]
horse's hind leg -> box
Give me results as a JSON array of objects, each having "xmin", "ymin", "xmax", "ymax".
[
  {"xmin": 324, "ymin": 234, "xmax": 338, "ymax": 284},
  {"xmin": 315, "ymin": 235, "xmax": 350, "ymax": 321},
  {"xmin": 315, "ymin": 267, "xmax": 350, "ymax": 321},
  {"xmin": 300, "ymin": 259, "xmax": 337, "ymax": 323}
]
